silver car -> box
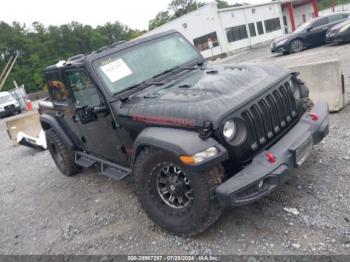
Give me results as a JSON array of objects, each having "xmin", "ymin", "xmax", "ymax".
[{"xmin": 0, "ymin": 92, "xmax": 21, "ymax": 118}]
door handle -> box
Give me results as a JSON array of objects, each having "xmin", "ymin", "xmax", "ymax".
[
  {"xmin": 322, "ymin": 27, "xmax": 328, "ymax": 30},
  {"xmin": 56, "ymin": 111, "xmax": 64, "ymax": 117}
]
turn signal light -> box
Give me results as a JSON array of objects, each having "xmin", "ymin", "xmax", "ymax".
[
  {"xmin": 308, "ymin": 113, "xmax": 319, "ymax": 121},
  {"xmin": 266, "ymin": 152, "xmax": 276, "ymax": 164},
  {"xmin": 180, "ymin": 147, "xmax": 219, "ymax": 165},
  {"xmin": 179, "ymin": 156, "xmax": 195, "ymax": 165}
]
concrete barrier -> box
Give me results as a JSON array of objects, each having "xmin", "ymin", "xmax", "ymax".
[
  {"xmin": 288, "ymin": 60, "xmax": 345, "ymax": 112},
  {"xmin": 5, "ymin": 111, "xmax": 41, "ymax": 145}
]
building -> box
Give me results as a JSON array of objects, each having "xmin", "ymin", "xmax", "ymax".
[
  {"xmin": 281, "ymin": 0, "xmax": 319, "ymax": 33},
  {"xmin": 142, "ymin": 0, "xmax": 318, "ymax": 58}
]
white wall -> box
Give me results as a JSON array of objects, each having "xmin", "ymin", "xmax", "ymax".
[
  {"xmin": 282, "ymin": 3, "xmax": 318, "ymax": 33},
  {"xmin": 218, "ymin": 3, "xmax": 284, "ymax": 52},
  {"xmin": 142, "ymin": 3, "xmax": 226, "ymax": 58},
  {"xmin": 142, "ymin": 2, "xmax": 285, "ymax": 58},
  {"xmin": 293, "ymin": 4, "xmax": 315, "ymax": 28},
  {"xmin": 282, "ymin": 8, "xmax": 291, "ymax": 33}
]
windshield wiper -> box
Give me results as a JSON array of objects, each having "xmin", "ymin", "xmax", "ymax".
[
  {"xmin": 116, "ymin": 80, "xmax": 165, "ymax": 100},
  {"xmin": 116, "ymin": 59, "xmax": 206, "ymax": 100},
  {"xmin": 151, "ymin": 60, "xmax": 206, "ymax": 81},
  {"xmin": 151, "ymin": 67, "xmax": 181, "ymax": 80},
  {"xmin": 179, "ymin": 60, "xmax": 206, "ymax": 70}
]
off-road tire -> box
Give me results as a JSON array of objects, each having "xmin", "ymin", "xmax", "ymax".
[
  {"xmin": 134, "ymin": 148, "xmax": 224, "ymax": 237},
  {"xmin": 45, "ymin": 129, "xmax": 80, "ymax": 176},
  {"xmin": 302, "ymin": 97, "xmax": 314, "ymax": 112}
]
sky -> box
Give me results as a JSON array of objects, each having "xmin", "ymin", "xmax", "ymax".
[{"xmin": 0, "ymin": 0, "xmax": 267, "ymax": 30}]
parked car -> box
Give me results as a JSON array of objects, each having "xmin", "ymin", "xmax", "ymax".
[
  {"xmin": 271, "ymin": 12, "xmax": 350, "ymax": 54},
  {"xmin": 326, "ymin": 19, "xmax": 350, "ymax": 44},
  {"xmin": 40, "ymin": 30, "xmax": 329, "ymax": 236},
  {"xmin": 0, "ymin": 91, "xmax": 21, "ymax": 118}
]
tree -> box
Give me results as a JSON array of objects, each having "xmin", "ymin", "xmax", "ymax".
[
  {"xmin": 215, "ymin": 0, "xmax": 231, "ymax": 9},
  {"xmin": 149, "ymin": 11, "xmax": 172, "ymax": 30},
  {"xmin": 168, "ymin": 0, "xmax": 206, "ymax": 18},
  {"xmin": 0, "ymin": 20, "xmax": 139, "ymax": 93},
  {"xmin": 148, "ymin": 0, "xmax": 206, "ymax": 30}
]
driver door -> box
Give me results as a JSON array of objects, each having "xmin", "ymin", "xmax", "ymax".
[{"xmin": 65, "ymin": 68, "xmax": 127, "ymax": 165}]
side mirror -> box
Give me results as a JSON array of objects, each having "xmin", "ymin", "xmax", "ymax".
[
  {"xmin": 93, "ymin": 105, "xmax": 108, "ymax": 114},
  {"xmin": 75, "ymin": 104, "xmax": 108, "ymax": 124},
  {"xmin": 307, "ymin": 27, "xmax": 313, "ymax": 32}
]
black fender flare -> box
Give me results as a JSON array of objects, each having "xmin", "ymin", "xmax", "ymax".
[
  {"xmin": 132, "ymin": 127, "xmax": 228, "ymax": 170},
  {"xmin": 40, "ymin": 114, "xmax": 75, "ymax": 149}
]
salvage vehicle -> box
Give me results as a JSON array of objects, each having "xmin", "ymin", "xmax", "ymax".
[
  {"xmin": 271, "ymin": 12, "xmax": 349, "ymax": 54},
  {"xmin": 0, "ymin": 91, "xmax": 21, "ymax": 118},
  {"xmin": 40, "ymin": 30, "xmax": 329, "ymax": 236},
  {"xmin": 326, "ymin": 19, "xmax": 350, "ymax": 44}
]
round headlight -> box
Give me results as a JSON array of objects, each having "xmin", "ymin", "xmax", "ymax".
[{"xmin": 223, "ymin": 120, "xmax": 237, "ymax": 141}]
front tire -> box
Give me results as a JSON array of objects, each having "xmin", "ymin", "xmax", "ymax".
[
  {"xmin": 46, "ymin": 129, "xmax": 80, "ymax": 176},
  {"xmin": 290, "ymin": 39, "xmax": 304, "ymax": 53},
  {"xmin": 134, "ymin": 148, "xmax": 224, "ymax": 236}
]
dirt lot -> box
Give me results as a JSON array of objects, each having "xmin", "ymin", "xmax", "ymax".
[{"xmin": 1, "ymin": 43, "xmax": 350, "ymax": 255}]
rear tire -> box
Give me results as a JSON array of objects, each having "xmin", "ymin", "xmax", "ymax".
[
  {"xmin": 45, "ymin": 129, "xmax": 80, "ymax": 176},
  {"xmin": 134, "ymin": 148, "xmax": 224, "ymax": 236},
  {"xmin": 290, "ymin": 39, "xmax": 304, "ymax": 53}
]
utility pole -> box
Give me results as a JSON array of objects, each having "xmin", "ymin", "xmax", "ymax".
[
  {"xmin": 0, "ymin": 54, "xmax": 18, "ymax": 91},
  {"xmin": 0, "ymin": 55, "xmax": 14, "ymax": 83}
]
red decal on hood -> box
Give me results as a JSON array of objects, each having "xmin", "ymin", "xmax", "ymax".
[{"xmin": 133, "ymin": 114, "xmax": 196, "ymax": 128}]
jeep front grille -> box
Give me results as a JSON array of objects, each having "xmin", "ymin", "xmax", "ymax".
[{"xmin": 241, "ymin": 83, "xmax": 298, "ymax": 151}]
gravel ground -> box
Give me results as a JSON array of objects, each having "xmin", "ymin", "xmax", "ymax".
[{"xmin": 1, "ymin": 44, "xmax": 350, "ymax": 255}]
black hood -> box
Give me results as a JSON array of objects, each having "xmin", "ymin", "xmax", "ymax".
[{"xmin": 113, "ymin": 64, "xmax": 292, "ymax": 129}]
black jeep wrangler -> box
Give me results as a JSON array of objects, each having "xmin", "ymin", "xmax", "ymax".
[{"xmin": 40, "ymin": 30, "xmax": 329, "ymax": 236}]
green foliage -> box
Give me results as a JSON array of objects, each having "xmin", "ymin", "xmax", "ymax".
[
  {"xmin": 0, "ymin": 21, "xmax": 143, "ymax": 93},
  {"xmin": 149, "ymin": 11, "xmax": 172, "ymax": 30},
  {"xmin": 216, "ymin": 0, "xmax": 232, "ymax": 8},
  {"xmin": 318, "ymin": 0, "xmax": 350, "ymax": 10},
  {"xmin": 215, "ymin": 0, "xmax": 245, "ymax": 9},
  {"xmin": 148, "ymin": 0, "xmax": 206, "ymax": 30},
  {"xmin": 169, "ymin": 0, "xmax": 207, "ymax": 18},
  {"xmin": 148, "ymin": 0, "xmax": 246, "ymax": 30},
  {"xmin": 1, "ymin": 0, "xmax": 252, "ymax": 92}
]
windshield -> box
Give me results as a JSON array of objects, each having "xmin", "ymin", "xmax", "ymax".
[
  {"xmin": 93, "ymin": 34, "xmax": 202, "ymax": 94},
  {"xmin": 295, "ymin": 21, "xmax": 312, "ymax": 33},
  {"xmin": 334, "ymin": 19, "xmax": 350, "ymax": 29},
  {"xmin": 0, "ymin": 94, "xmax": 12, "ymax": 104}
]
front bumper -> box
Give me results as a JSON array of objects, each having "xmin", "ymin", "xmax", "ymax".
[
  {"xmin": 216, "ymin": 101, "xmax": 329, "ymax": 207},
  {"xmin": 271, "ymin": 43, "xmax": 289, "ymax": 53},
  {"xmin": 0, "ymin": 106, "xmax": 20, "ymax": 117}
]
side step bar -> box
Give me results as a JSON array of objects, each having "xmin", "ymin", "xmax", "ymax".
[{"xmin": 75, "ymin": 152, "xmax": 131, "ymax": 181}]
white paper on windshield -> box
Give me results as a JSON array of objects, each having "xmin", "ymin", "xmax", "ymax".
[{"xmin": 100, "ymin": 59, "xmax": 132, "ymax": 82}]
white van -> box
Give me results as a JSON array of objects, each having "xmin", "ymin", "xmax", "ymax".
[{"xmin": 0, "ymin": 91, "xmax": 21, "ymax": 118}]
